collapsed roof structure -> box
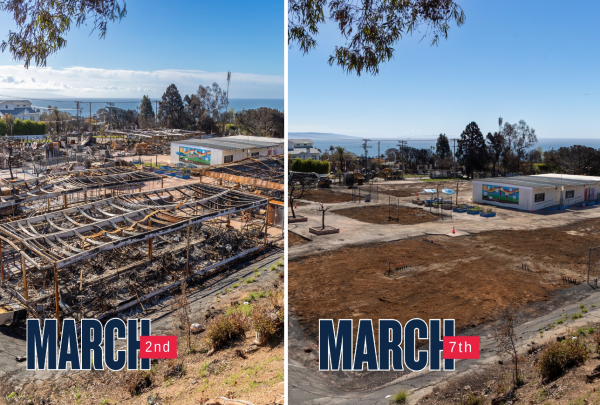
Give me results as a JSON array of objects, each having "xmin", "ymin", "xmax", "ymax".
[
  {"xmin": 0, "ymin": 182, "xmax": 270, "ymax": 326},
  {"xmin": 197, "ymin": 156, "xmax": 284, "ymax": 201},
  {"xmin": 0, "ymin": 168, "xmax": 163, "ymax": 216}
]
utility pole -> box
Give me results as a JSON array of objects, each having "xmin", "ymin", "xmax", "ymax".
[
  {"xmin": 361, "ymin": 139, "xmax": 372, "ymax": 170},
  {"xmin": 397, "ymin": 140, "xmax": 407, "ymax": 178},
  {"xmin": 89, "ymin": 102, "xmax": 92, "ymax": 134},
  {"xmin": 75, "ymin": 101, "xmax": 80, "ymax": 131},
  {"xmin": 452, "ymin": 138, "xmax": 457, "ymax": 173},
  {"xmin": 222, "ymin": 71, "xmax": 231, "ymax": 136},
  {"xmin": 106, "ymin": 102, "xmax": 114, "ymax": 130},
  {"xmin": 377, "ymin": 141, "xmax": 381, "ymax": 168},
  {"xmin": 155, "ymin": 100, "xmax": 159, "ymax": 125}
]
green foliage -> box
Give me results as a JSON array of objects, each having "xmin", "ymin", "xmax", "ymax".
[
  {"xmin": 537, "ymin": 339, "xmax": 588, "ymax": 381},
  {"xmin": 291, "ymin": 158, "xmax": 330, "ymax": 174},
  {"xmin": 0, "ymin": 119, "xmax": 6, "ymax": 135},
  {"xmin": 251, "ymin": 304, "xmax": 282, "ymax": 342},
  {"xmin": 10, "ymin": 119, "xmax": 46, "ymax": 135},
  {"xmin": 158, "ymin": 84, "xmax": 185, "ymax": 128},
  {"xmin": 0, "ymin": 0, "xmax": 127, "ymax": 68},
  {"xmin": 206, "ymin": 311, "xmax": 249, "ymax": 349},
  {"xmin": 391, "ymin": 389, "xmax": 408, "ymax": 403}
]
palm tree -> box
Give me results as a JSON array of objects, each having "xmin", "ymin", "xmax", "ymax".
[{"xmin": 335, "ymin": 146, "xmax": 345, "ymax": 172}]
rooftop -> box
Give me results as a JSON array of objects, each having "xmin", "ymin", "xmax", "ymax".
[
  {"xmin": 172, "ymin": 137, "xmax": 282, "ymax": 151},
  {"xmin": 476, "ymin": 175, "xmax": 600, "ymax": 189}
]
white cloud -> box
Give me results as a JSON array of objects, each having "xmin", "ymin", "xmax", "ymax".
[{"xmin": 0, "ymin": 66, "xmax": 283, "ymax": 98}]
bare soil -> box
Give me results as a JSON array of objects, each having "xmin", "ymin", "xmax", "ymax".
[
  {"xmin": 289, "ymin": 219, "xmax": 600, "ymax": 339},
  {"xmin": 417, "ymin": 321, "xmax": 600, "ymax": 405},
  {"xmin": 289, "ymin": 231, "xmax": 310, "ymax": 247},
  {"xmin": 332, "ymin": 205, "xmax": 440, "ymax": 225},
  {"xmin": 2, "ymin": 282, "xmax": 285, "ymax": 405},
  {"xmin": 296, "ymin": 188, "xmax": 354, "ymax": 204}
]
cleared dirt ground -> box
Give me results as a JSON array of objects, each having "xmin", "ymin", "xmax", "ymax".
[
  {"xmin": 296, "ymin": 188, "xmax": 354, "ymax": 203},
  {"xmin": 289, "ymin": 231, "xmax": 310, "ymax": 247},
  {"xmin": 289, "ymin": 218, "xmax": 600, "ymax": 339},
  {"xmin": 331, "ymin": 205, "xmax": 440, "ymax": 225}
]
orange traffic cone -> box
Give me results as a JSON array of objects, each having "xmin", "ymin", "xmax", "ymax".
[{"xmin": 452, "ymin": 226, "xmax": 455, "ymax": 234}]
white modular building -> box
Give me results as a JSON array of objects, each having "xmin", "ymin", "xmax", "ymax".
[
  {"xmin": 170, "ymin": 135, "xmax": 284, "ymax": 167},
  {"xmin": 472, "ymin": 175, "xmax": 600, "ymax": 212}
]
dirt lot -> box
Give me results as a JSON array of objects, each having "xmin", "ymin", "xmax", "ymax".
[
  {"xmin": 289, "ymin": 218, "xmax": 600, "ymax": 339},
  {"xmin": 296, "ymin": 188, "xmax": 354, "ymax": 203},
  {"xmin": 289, "ymin": 231, "xmax": 310, "ymax": 247},
  {"xmin": 332, "ymin": 205, "xmax": 440, "ymax": 225},
  {"xmin": 417, "ymin": 321, "xmax": 600, "ymax": 405}
]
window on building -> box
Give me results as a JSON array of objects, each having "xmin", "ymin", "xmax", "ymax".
[
  {"xmin": 565, "ymin": 190, "xmax": 574, "ymax": 199},
  {"xmin": 251, "ymin": 152, "xmax": 260, "ymax": 157},
  {"xmin": 224, "ymin": 155, "xmax": 233, "ymax": 163},
  {"xmin": 535, "ymin": 193, "xmax": 545, "ymax": 203}
]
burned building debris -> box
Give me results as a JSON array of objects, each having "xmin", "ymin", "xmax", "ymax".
[{"xmin": 0, "ymin": 182, "xmax": 270, "ymax": 327}]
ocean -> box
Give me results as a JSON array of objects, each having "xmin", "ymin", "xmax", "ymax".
[
  {"xmin": 27, "ymin": 98, "xmax": 284, "ymax": 115},
  {"xmin": 289, "ymin": 134, "xmax": 600, "ymax": 157}
]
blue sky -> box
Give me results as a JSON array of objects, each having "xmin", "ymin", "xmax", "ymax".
[
  {"xmin": 289, "ymin": 0, "xmax": 600, "ymax": 139},
  {"xmin": 0, "ymin": 0, "xmax": 284, "ymax": 99}
]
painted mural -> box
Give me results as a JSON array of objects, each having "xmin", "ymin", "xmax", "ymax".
[
  {"xmin": 176, "ymin": 146, "xmax": 211, "ymax": 165},
  {"xmin": 482, "ymin": 184, "xmax": 519, "ymax": 205}
]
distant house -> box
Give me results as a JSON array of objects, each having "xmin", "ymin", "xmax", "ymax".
[
  {"xmin": 289, "ymin": 139, "xmax": 321, "ymax": 160},
  {"xmin": 0, "ymin": 100, "xmax": 41, "ymax": 121}
]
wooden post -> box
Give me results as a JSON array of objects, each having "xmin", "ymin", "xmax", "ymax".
[
  {"xmin": 80, "ymin": 266, "xmax": 84, "ymax": 290},
  {"xmin": 54, "ymin": 263, "xmax": 61, "ymax": 339},
  {"xmin": 63, "ymin": 194, "xmax": 67, "ymax": 209},
  {"xmin": 148, "ymin": 238, "xmax": 153, "ymax": 261},
  {"xmin": 264, "ymin": 201, "xmax": 269, "ymax": 246},
  {"xmin": 21, "ymin": 252, "xmax": 28, "ymax": 301},
  {"xmin": 186, "ymin": 220, "xmax": 191, "ymax": 279},
  {"xmin": 139, "ymin": 183, "xmax": 142, "ymax": 193},
  {"xmin": 161, "ymin": 177, "xmax": 163, "ymax": 189},
  {"xmin": 0, "ymin": 239, "xmax": 4, "ymax": 283},
  {"xmin": 84, "ymin": 189, "xmax": 87, "ymax": 204},
  {"xmin": 47, "ymin": 197, "xmax": 50, "ymax": 212}
]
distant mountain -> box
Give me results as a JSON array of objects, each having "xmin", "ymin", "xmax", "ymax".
[{"xmin": 289, "ymin": 132, "xmax": 360, "ymax": 139}]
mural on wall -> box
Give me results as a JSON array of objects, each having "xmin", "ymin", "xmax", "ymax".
[
  {"xmin": 482, "ymin": 184, "xmax": 520, "ymax": 205},
  {"xmin": 176, "ymin": 146, "xmax": 211, "ymax": 165}
]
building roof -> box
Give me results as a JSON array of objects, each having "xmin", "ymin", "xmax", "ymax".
[
  {"xmin": 0, "ymin": 107, "xmax": 38, "ymax": 116},
  {"xmin": 171, "ymin": 137, "xmax": 282, "ymax": 151},
  {"xmin": 290, "ymin": 139, "xmax": 313, "ymax": 144},
  {"xmin": 290, "ymin": 148, "xmax": 321, "ymax": 155},
  {"xmin": 475, "ymin": 175, "xmax": 600, "ymax": 189}
]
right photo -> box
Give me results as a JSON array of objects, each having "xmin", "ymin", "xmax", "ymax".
[{"xmin": 287, "ymin": 1, "xmax": 600, "ymax": 404}]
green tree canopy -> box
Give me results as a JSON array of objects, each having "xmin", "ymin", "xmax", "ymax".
[
  {"xmin": 435, "ymin": 133, "xmax": 451, "ymax": 160},
  {"xmin": 0, "ymin": 0, "xmax": 126, "ymax": 68},
  {"xmin": 139, "ymin": 95, "xmax": 155, "ymax": 128},
  {"xmin": 234, "ymin": 107, "xmax": 284, "ymax": 138},
  {"xmin": 289, "ymin": 0, "xmax": 465, "ymax": 75},
  {"xmin": 158, "ymin": 84, "xmax": 185, "ymax": 129},
  {"xmin": 456, "ymin": 121, "xmax": 486, "ymax": 178}
]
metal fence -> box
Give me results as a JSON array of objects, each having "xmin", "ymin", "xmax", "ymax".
[{"xmin": 22, "ymin": 152, "xmax": 93, "ymax": 175}]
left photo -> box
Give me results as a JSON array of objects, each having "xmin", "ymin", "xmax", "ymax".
[{"xmin": 0, "ymin": 1, "xmax": 284, "ymax": 404}]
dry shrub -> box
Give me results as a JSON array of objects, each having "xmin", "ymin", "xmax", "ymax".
[
  {"xmin": 537, "ymin": 339, "xmax": 588, "ymax": 381},
  {"xmin": 123, "ymin": 370, "xmax": 153, "ymax": 396},
  {"xmin": 251, "ymin": 304, "xmax": 282, "ymax": 343},
  {"xmin": 459, "ymin": 392, "xmax": 485, "ymax": 405},
  {"xmin": 206, "ymin": 311, "xmax": 250, "ymax": 349},
  {"xmin": 163, "ymin": 360, "xmax": 185, "ymax": 380}
]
